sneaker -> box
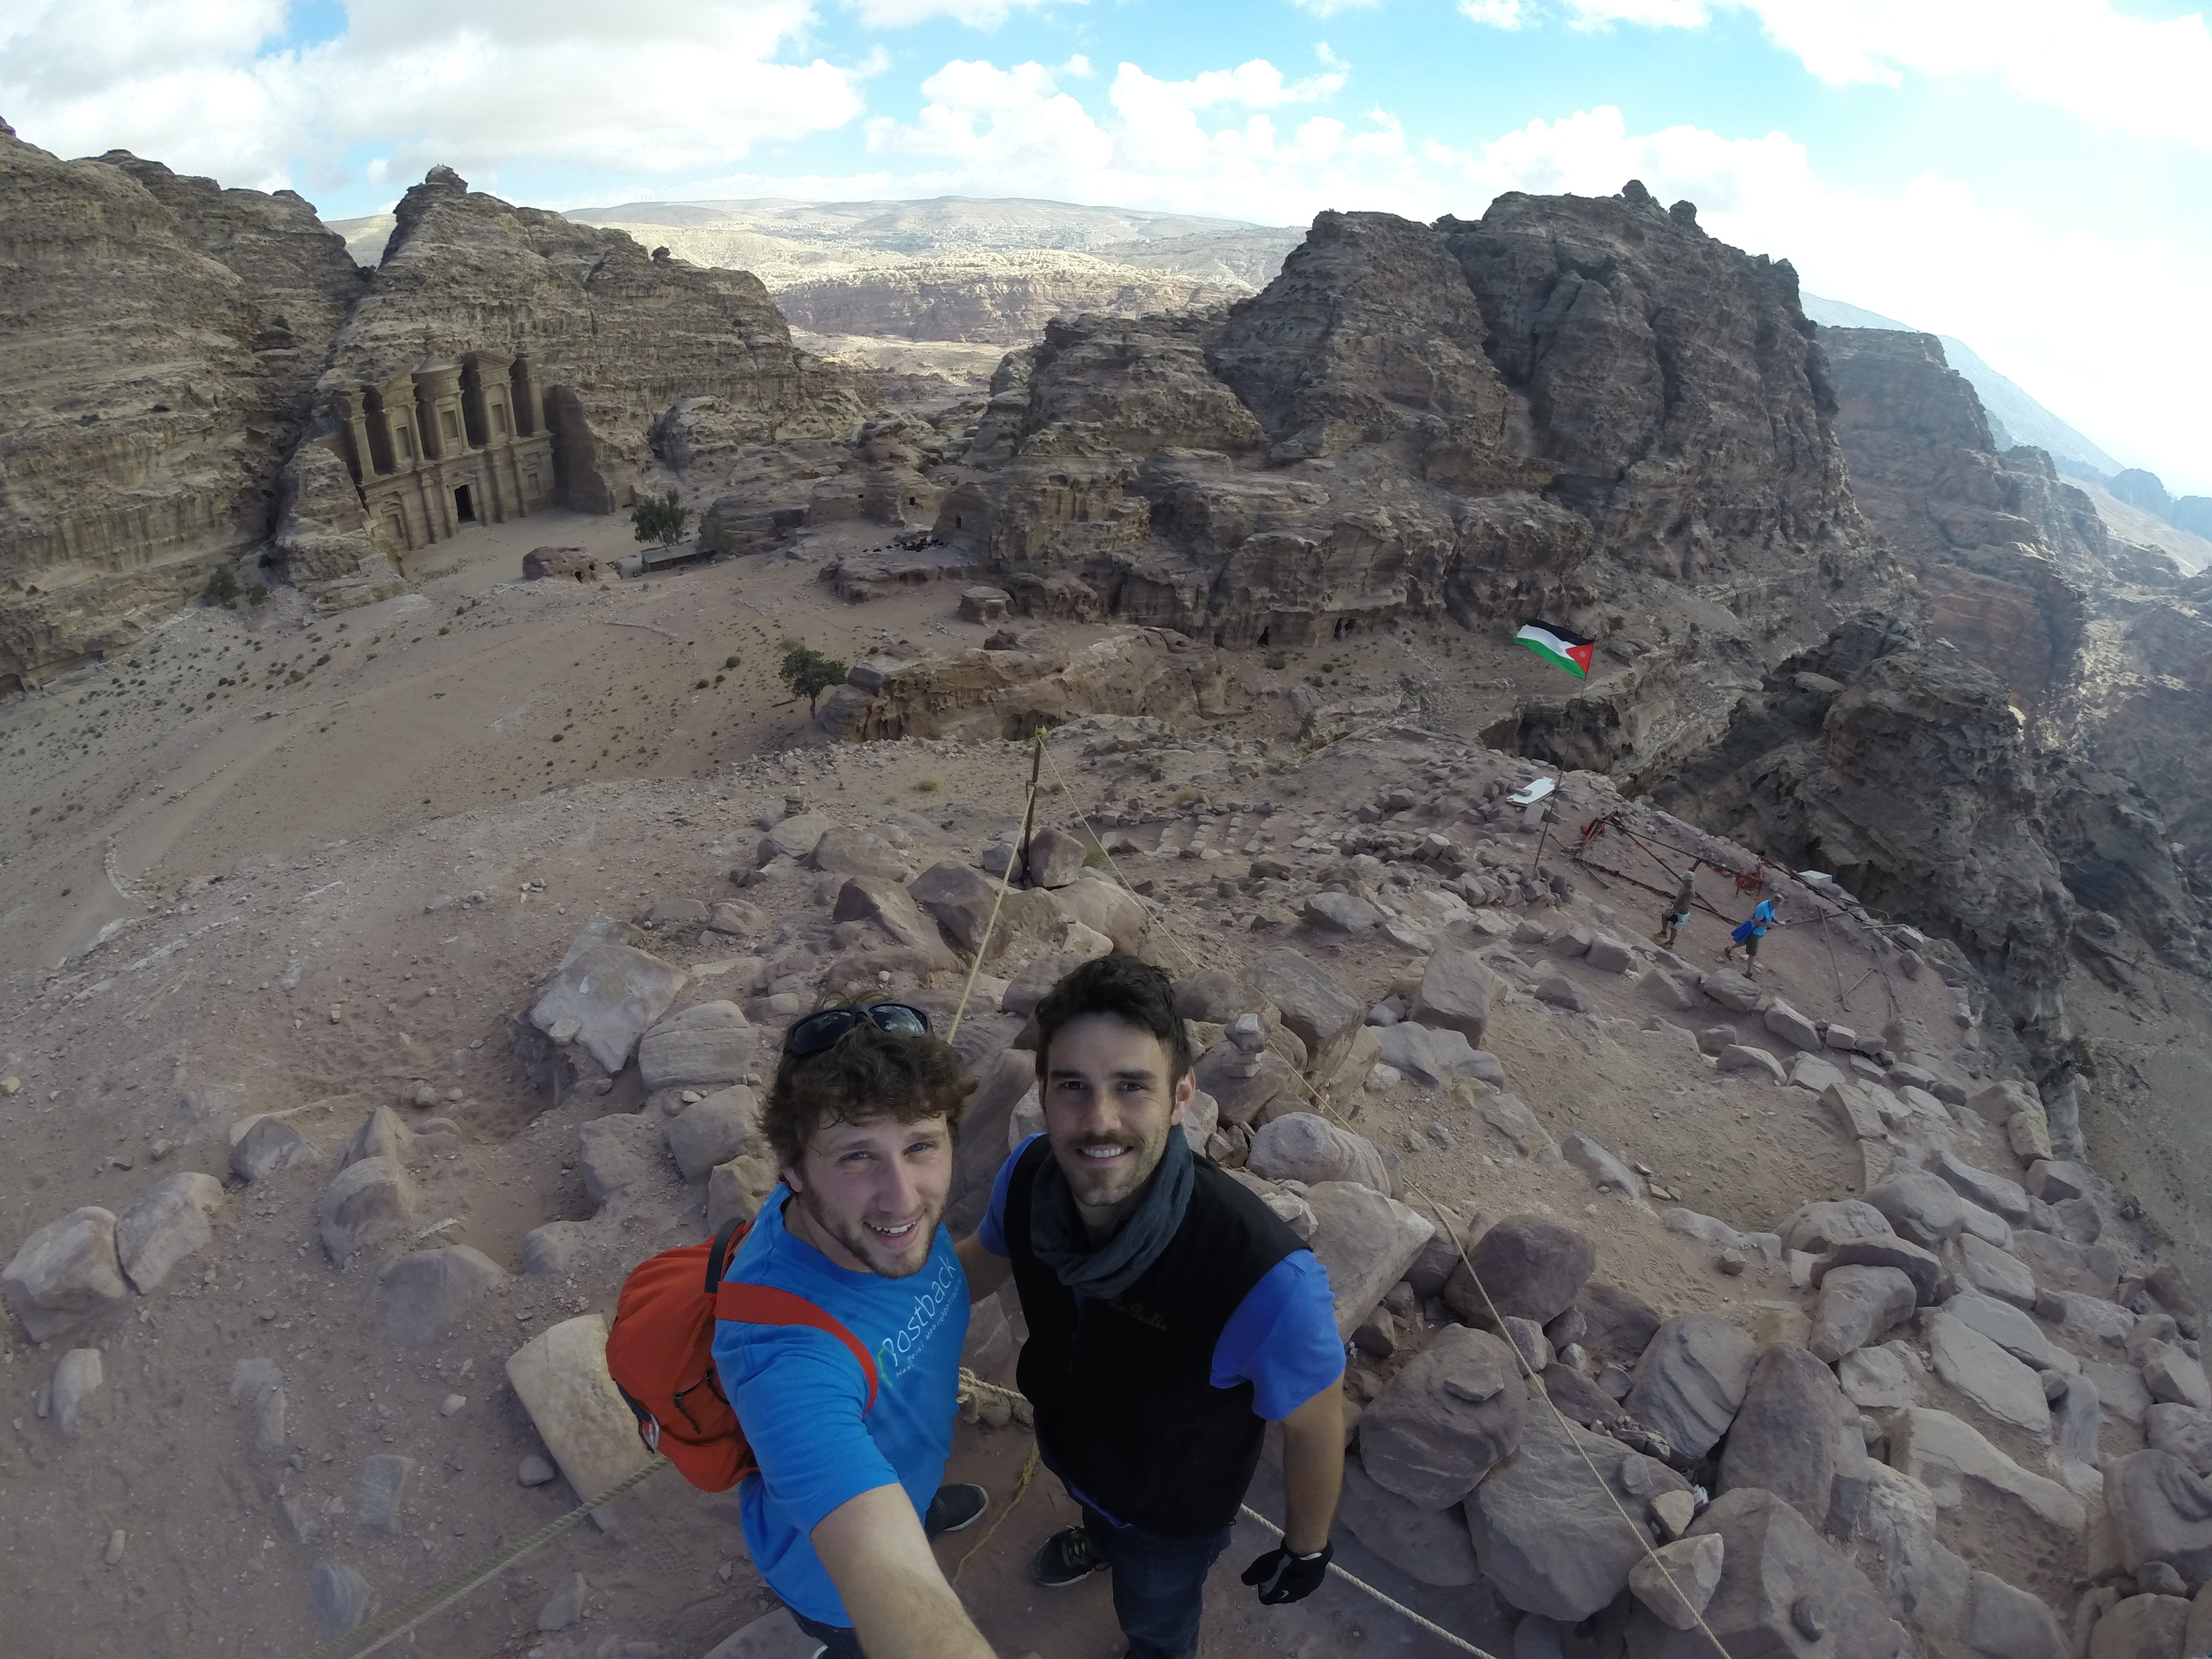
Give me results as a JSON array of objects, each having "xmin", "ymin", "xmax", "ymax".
[
  {"xmin": 924, "ymin": 1482, "xmax": 989, "ymax": 1538},
  {"xmin": 1031, "ymin": 1526, "xmax": 1108, "ymax": 1587}
]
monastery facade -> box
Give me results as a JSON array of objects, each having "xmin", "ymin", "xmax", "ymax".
[{"xmin": 333, "ymin": 352, "xmax": 555, "ymax": 554}]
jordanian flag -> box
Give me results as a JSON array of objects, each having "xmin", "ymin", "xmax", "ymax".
[{"xmin": 1515, "ymin": 619, "xmax": 1596, "ymax": 679}]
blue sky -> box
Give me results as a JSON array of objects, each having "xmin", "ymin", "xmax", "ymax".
[{"xmin": 4, "ymin": 0, "xmax": 2208, "ymax": 492}]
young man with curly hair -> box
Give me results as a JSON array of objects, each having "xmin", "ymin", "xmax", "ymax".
[
  {"xmin": 712, "ymin": 1003, "xmax": 999, "ymax": 1659},
  {"xmin": 958, "ymin": 955, "xmax": 1347, "ymax": 1659}
]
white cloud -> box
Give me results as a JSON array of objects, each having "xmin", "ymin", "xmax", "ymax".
[
  {"xmin": 846, "ymin": 0, "xmax": 1069, "ymax": 27},
  {"xmin": 0, "ymin": 0, "xmax": 867, "ymax": 197},
  {"xmin": 1458, "ymin": 0, "xmax": 1528, "ymax": 25},
  {"xmin": 1562, "ymin": 0, "xmax": 2212, "ymax": 148},
  {"xmin": 1286, "ymin": 0, "xmax": 1380, "ymax": 16}
]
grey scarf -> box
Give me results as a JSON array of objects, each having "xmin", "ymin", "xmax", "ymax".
[{"xmin": 1029, "ymin": 1126, "xmax": 1194, "ymax": 1301}]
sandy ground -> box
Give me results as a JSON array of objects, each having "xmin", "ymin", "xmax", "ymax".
[{"xmin": 0, "ymin": 527, "xmax": 2176, "ymax": 1658}]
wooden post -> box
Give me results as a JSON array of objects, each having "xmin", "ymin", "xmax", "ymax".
[{"xmin": 1016, "ymin": 726, "xmax": 1047, "ymax": 887}]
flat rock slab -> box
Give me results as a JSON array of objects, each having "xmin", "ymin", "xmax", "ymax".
[
  {"xmin": 1719, "ymin": 1342, "xmax": 1850, "ymax": 1527},
  {"xmin": 1466, "ymin": 1405, "xmax": 1687, "ymax": 1622},
  {"xmin": 1247, "ymin": 1113, "xmax": 1389, "ymax": 1194},
  {"xmin": 1625, "ymin": 1313, "xmax": 1756, "ymax": 1461},
  {"xmin": 1242, "ymin": 949, "xmax": 1363, "ymax": 1072},
  {"xmin": 2102, "ymin": 1449, "xmax": 2212, "ymax": 1584},
  {"xmin": 1887, "ymin": 1406, "xmax": 2084, "ymax": 1533},
  {"xmin": 381, "ymin": 1246, "xmax": 505, "ymax": 1348},
  {"xmin": 1447, "ymin": 1214, "xmax": 1596, "ymax": 1327},
  {"xmin": 1957, "ymin": 1233, "xmax": 2039, "ymax": 1310},
  {"xmin": 1925, "ymin": 1309, "xmax": 2051, "ymax": 1438},
  {"xmin": 637, "ymin": 1002, "xmax": 755, "ymax": 1092},
  {"xmin": 505, "ymin": 1315, "xmax": 657, "ymax": 1532},
  {"xmin": 529, "ymin": 923, "xmax": 688, "ymax": 1073},
  {"xmin": 1300, "ymin": 1180, "xmax": 1434, "ymax": 1340},
  {"xmin": 1701, "ymin": 970, "xmax": 1762, "ymax": 1013},
  {"xmin": 1358, "ymin": 1325, "xmax": 1526, "ymax": 1508},
  {"xmin": 1781, "ymin": 1199, "xmax": 1893, "ymax": 1256},
  {"xmin": 1336, "ymin": 1453, "xmax": 1483, "ymax": 1585}
]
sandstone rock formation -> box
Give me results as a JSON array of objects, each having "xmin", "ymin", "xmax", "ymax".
[
  {"xmin": 771, "ymin": 252, "xmax": 1243, "ymax": 347},
  {"xmin": 279, "ymin": 165, "xmax": 875, "ymax": 603},
  {"xmin": 929, "ymin": 187, "xmax": 1900, "ymax": 784},
  {"xmin": 0, "ymin": 122, "xmax": 360, "ymax": 686}
]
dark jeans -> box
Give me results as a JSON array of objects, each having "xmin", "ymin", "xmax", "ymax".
[
  {"xmin": 790, "ymin": 1608, "xmax": 867, "ymax": 1658},
  {"xmin": 1083, "ymin": 1505, "xmax": 1235, "ymax": 1659}
]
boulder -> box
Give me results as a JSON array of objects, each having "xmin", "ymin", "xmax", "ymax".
[
  {"xmin": 1809, "ymin": 1265, "xmax": 1919, "ymax": 1363},
  {"xmin": 1941, "ymin": 1288, "xmax": 2055, "ymax": 1370},
  {"xmin": 1409, "ymin": 946, "xmax": 1496, "ymax": 1046},
  {"xmin": 1563, "ymin": 1133, "xmax": 1645, "ymax": 1203},
  {"xmin": 49, "ymin": 1347, "xmax": 104, "ymax": 1439},
  {"xmin": 1335, "ymin": 1453, "xmax": 1482, "ymax": 1585},
  {"xmin": 1246, "ymin": 1113, "xmax": 1388, "ymax": 1193},
  {"xmin": 2055, "ymin": 1371, "xmax": 2105, "ymax": 1467},
  {"xmin": 2087, "ymin": 1594, "xmax": 2189, "ymax": 1659},
  {"xmin": 1373, "ymin": 1021, "xmax": 1499, "ymax": 1089},
  {"xmin": 2025, "ymin": 1158, "xmax": 2091, "ymax": 1203},
  {"xmin": 113, "ymin": 1172, "xmax": 226, "ymax": 1293},
  {"xmin": 637, "ymin": 1002, "xmax": 756, "ymax": 1092},
  {"xmin": 1576, "ymin": 1280, "xmax": 1663, "ymax": 1363},
  {"xmin": 1531, "ymin": 969, "xmax": 1586, "ymax": 1012},
  {"xmin": 832, "ymin": 877, "xmax": 962, "ymax": 972},
  {"xmin": 2192, "ymin": 1585, "xmax": 2212, "ymax": 1659},
  {"xmin": 1924, "ymin": 1309, "xmax": 2051, "ymax": 1438},
  {"xmin": 1446, "ymin": 1215, "xmax": 1597, "ymax": 1328},
  {"xmin": 1717, "ymin": 1044, "xmax": 1786, "ymax": 1084},
  {"xmin": 809, "ymin": 827, "xmax": 908, "ymax": 881},
  {"xmin": 2103, "ymin": 1449, "xmax": 2212, "ymax": 1586},
  {"xmin": 762, "ymin": 812, "xmax": 830, "ymax": 862},
  {"xmin": 1780, "ymin": 1200, "xmax": 1893, "ymax": 1256},
  {"xmin": 528, "ymin": 919, "xmax": 688, "ymax": 1072},
  {"xmin": 2147, "ymin": 1404, "xmax": 2212, "ymax": 1479},
  {"xmin": 666, "ymin": 1087, "xmax": 758, "ymax": 1182},
  {"xmin": 1024, "ymin": 826, "xmax": 1087, "ymax": 889},
  {"xmin": 1886, "ymin": 1406, "xmax": 2085, "ymax": 1532},
  {"xmin": 1718, "ymin": 1343, "xmax": 1851, "ymax": 1526},
  {"xmin": 1639, "ymin": 967, "xmax": 1701, "ymax": 1010},
  {"xmin": 1624, "ymin": 1314, "xmax": 1757, "ymax": 1460},
  {"xmin": 1864, "ymin": 1169, "xmax": 1970, "ymax": 1248},
  {"xmin": 1839, "ymin": 1341, "xmax": 1925, "ymax": 1410},
  {"xmin": 1957, "ymin": 1233, "xmax": 2039, "ymax": 1310},
  {"xmin": 1360, "ymin": 1325, "xmax": 1527, "ymax": 1508},
  {"xmin": 1966, "ymin": 1571, "xmax": 2066, "ymax": 1659},
  {"xmin": 707, "ymin": 1152, "xmax": 780, "ymax": 1233},
  {"xmin": 1466, "ymin": 1407, "xmax": 1688, "ymax": 1621},
  {"xmin": 311, "ymin": 1561, "xmax": 377, "ymax": 1640},
  {"xmin": 1001, "ymin": 952, "xmax": 1087, "ymax": 1018},
  {"xmin": 704, "ymin": 898, "xmax": 771, "ymax": 940},
  {"xmin": 4, "ymin": 1208, "xmax": 128, "ymax": 1341},
  {"xmin": 1935, "ymin": 1154, "xmax": 2032, "ymax": 1225},
  {"xmin": 907, "ymin": 860, "xmax": 1003, "ymax": 952},
  {"xmin": 1054, "ymin": 878, "xmax": 1153, "ymax": 955},
  {"xmin": 577, "ymin": 1113, "xmax": 672, "ymax": 1206},
  {"xmin": 504, "ymin": 1314, "xmax": 657, "ymax": 1531},
  {"xmin": 1701, "ymin": 970, "xmax": 1763, "ymax": 1013},
  {"xmin": 229, "ymin": 1114, "xmax": 311, "ymax": 1181},
  {"xmin": 1302, "ymin": 1181, "xmax": 1435, "ymax": 1340},
  {"xmin": 1241, "ymin": 950, "xmax": 1364, "ymax": 1075},
  {"xmin": 2146, "ymin": 1346, "xmax": 2212, "ymax": 1412},
  {"xmin": 1625, "ymin": 1487, "xmax": 1908, "ymax": 1658},
  {"xmin": 340, "ymin": 1105, "xmax": 413, "ymax": 1170},
  {"xmin": 1304, "ymin": 890, "xmax": 1383, "ymax": 933},
  {"xmin": 1815, "ymin": 1234, "xmax": 1943, "ymax": 1303},
  {"xmin": 1585, "ymin": 933, "xmax": 1635, "ymax": 973},
  {"xmin": 318, "ymin": 1157, "xmax": 419, "ymax": 1267},
  {"xmin": 1193, "ymin": 1043, "xmax": 1301, "ymax": 1128},
  {"xmin": 380, "ymin": 1246, "xmax": 504, "ymax": 1347},
  {"xmin": 1763, "ymin": 1000, "xmax": 1823, "ymax": 1052},
  {"xmin": 2043, "ymin": 1288, "xmax": 2138, "ymax": 1348},
  {"xmin": 1627, "ymin": 1533, "xmax": 1724, "ymax": 1632}
]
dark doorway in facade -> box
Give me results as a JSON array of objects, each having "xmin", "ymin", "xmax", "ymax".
[{"xmin": 454, "ymin": 485, "xmax": 475, "ymax": 523}]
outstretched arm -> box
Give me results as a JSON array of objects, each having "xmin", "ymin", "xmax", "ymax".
[
  {"xmin": 956, "ymin": 1231, "xmax": 1014, "ymax": 1303},
  {"xmin": 1277, "ymin": 1382, "xmax": 1345, "ymax": 1555},
  {"xmin": 812, "ymin": 1484, "xmax": 996, "ymax": 1659}
]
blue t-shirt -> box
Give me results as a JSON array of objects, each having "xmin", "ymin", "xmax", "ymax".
[
  {"xmin": 979, "ymin": 1136, "xmax": 1345, "ymax": 1431},
  {"xmin": 712, "ymin": 1187, "xmax": 969, "ymax": 1626}
]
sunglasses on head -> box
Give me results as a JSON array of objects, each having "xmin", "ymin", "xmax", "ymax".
[{"xmin": 783, "ymin": 1002, "xmax": 933, "ymax": 1056}]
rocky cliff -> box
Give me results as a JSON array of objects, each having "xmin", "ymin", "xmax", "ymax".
[
  {"xmin": 0, "ymin": 122, "xmax": 360, "ymax": 687},
  {"xmin": 278, "ymin": 166, "xmax": 877, "ymax": 599},
  {"xmin": 929, "ymin": 186, "xmax": 1900, "ymax": 781}
]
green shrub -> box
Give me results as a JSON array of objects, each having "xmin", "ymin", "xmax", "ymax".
[
  {"xmin": 630, "ymin": 489, "xmax": 691, "ymax": 549},
  {"xmin": 779, "ymin": 640, "xmax": 848, "ymax": 713},
  {"xmin": 203, "ymin": 565, "xmax": 240, "ymax": 606}
]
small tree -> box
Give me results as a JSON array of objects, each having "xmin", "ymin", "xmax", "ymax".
[
  {"xmin": 630, "ymin": 489, "xmax": 690, "ymax": 549},
  {"xmin": 203, "ymin": 565, "xmax": 240, "ymax": 607},
  {"xmin": 780, "ymin": 639, "xmax": 848, "ymax": 713}
]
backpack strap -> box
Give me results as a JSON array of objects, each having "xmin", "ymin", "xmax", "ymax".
[
  {"xmin": 704, "ymin": 1216, "xmax": 749, "ymax": 1294},
  {"xmin": 715, "ymin": 1281, "xmax": 880, "ymax": 1412}
]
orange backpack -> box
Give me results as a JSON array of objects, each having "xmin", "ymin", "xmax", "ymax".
[{"xmin": 606, "ymin": 1215, "xmax": 879, "ymax": 1492}]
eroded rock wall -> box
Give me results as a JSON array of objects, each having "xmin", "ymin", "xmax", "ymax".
[{"xmin": 0, "ymin": 125, "xmax": 359, "ymax": 687}]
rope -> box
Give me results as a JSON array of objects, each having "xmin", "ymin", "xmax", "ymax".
[
  {"xmin": 945, "ymin": 725, "xmax": 1046, "ymax": 1039},
  {"xmin": 1034, "ymin": 741, "xmax": 1732, "ymax": 1659},
  {"xmin": 1237, "ymin": 1504, "xmax": 1501, "ymax": 1658},
  {"xmin": 300, "ymin": 1454, "xmax": 672, "ymax": 1659}
]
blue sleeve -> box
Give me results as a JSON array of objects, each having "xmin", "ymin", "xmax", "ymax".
[
  {"xmin": 1210, "ymin": 1251, "xmax": 1347, "ymax": 1420},
  {"xmin": 716, "ymin": 1321, "xmax": 895, "ymax": 1535},
  {"xmin": 977, "ymin": 1135, "xmax": 1040, "ymax": 1258}
]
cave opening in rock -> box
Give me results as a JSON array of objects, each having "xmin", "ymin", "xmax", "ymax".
[{"xmin": 454, "ymin": 484, "xmax": 475, "ymax": 523}]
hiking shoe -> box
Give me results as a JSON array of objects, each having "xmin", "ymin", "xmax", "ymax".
[
  {"xmin": 1031, "ymin": 1526, "xmax": 1108, "ymax": 1587},
  {"xmin": 924, "ymin": 1482, "xmax": 989, "ymax": 1538}
]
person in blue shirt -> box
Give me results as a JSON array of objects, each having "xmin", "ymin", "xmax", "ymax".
[
  {"xmin": 1719, "ymin": 893, "xmax": 1784, "ymax": 973},
  {"xmin": 712, "ymin": 1003, "xmax": 1000, "ymax": 1659},
  {"xmin": 958, "ymin": 956, "xmax": 1347, "ymax": 1659}
]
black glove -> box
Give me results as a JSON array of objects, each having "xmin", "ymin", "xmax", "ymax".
[{"xmin": 1242, "ymin": 1540, "xmax": 1332, "ymax": 1605}]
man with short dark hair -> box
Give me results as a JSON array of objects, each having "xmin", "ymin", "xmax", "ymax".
[
  {"xmin": 714, "ymin": 1003, "xmax": 999, "ymax": 1659},
  {"xmin": 958, "ymin": 956, "xmax": 1346, "ymax": 1659}
]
